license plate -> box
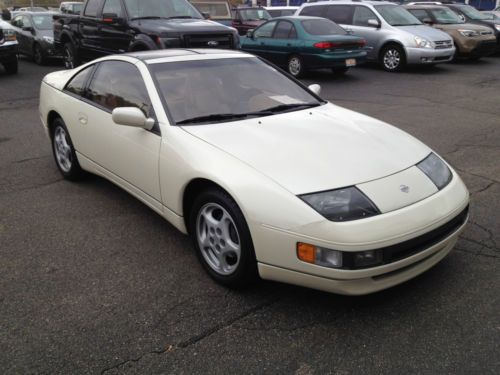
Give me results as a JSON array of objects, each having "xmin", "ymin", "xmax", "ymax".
[{"xmin": 346, "ymin": 58, "xmax": 356, "ymax": 67}]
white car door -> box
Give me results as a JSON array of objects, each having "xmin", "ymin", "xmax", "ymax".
[{"xmin": 75, "ymin": 60, "xmax": 162, "ymax": 205}]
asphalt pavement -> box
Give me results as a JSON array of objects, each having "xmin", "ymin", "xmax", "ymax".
[{"xmin": 0, "ymin": 57, "xmax": 499, "ymax": 374}]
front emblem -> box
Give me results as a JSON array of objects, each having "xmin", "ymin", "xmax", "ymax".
[
  {"xmin": 207, "ymin": 40, "xmax": 219, "ymax": 47},
  {"xmin": 400, "ymin": 184, "xmax": 410, "ymax": 193}
]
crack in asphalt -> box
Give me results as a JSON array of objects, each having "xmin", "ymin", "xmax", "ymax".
[
  {"xmin": 14, "ymin": 155, "xmax": 51, "ymax": 164},
  {"xmin": 0, "ymin": 178, "xmax": 64, "ymax": 196},
  {"xmin": 100, "ymin": 297, "xmax": 280, "ymax": 374}
]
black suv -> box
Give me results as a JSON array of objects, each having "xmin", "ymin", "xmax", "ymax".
[
  {"xmin": 54, "ymin": 0, "xmax": 240, "ymax": 68},
  {"xmin": 0, "ymin": 17, "xmax": 18, "ymax": 74}
]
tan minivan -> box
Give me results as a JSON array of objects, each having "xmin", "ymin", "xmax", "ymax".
[{"xmin": 405, "ymin": 5, "xmax": 497, "ymax": 59}]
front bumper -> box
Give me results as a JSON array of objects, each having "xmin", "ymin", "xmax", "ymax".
[
  {"xmin": 0, "ymin": 42, "xmax": 18, "ymax": 62},
  {"xmin": 405, "ymin": 46, "xmax": 455, "ymax": 64},
  {"xmin": 252, "ymin": 169, "xmax": 469, "ymax": 295}
]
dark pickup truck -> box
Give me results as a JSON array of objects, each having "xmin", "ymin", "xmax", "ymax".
[{"xmin": 54, "ymin": 0, "xmax": 240, "ymax": 68}]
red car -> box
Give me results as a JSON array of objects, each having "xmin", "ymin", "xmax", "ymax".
[{"xmin": 232, "ymin": 7, "xmax": 271, "ymax": 36}]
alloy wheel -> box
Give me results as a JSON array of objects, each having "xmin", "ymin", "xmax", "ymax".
[
  {"xmin": 196, "ymin": 202, "xmax": 241, "ymax": 276},
  {"xmin": 54, "ymin": 126, "xmax": 73, "ymax": 173},
  {"xmin": 288, "ymin": 57, "xmax": 302, "ymax": 76},
  {"xmin": 64, "ymin": 47, "xmax": 74, "ymax": 69},
  {"xmin": 384, "ymin": 49, "xmax": 400, "ymax": 71}
]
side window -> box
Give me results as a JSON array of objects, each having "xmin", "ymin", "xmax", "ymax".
[
  {"xmin": 102, "ymin": 0, "xmax": 124, "ymax": 17},
  {"xmin": 87, "ymin": 61, "xmax": 151, "ymax": 116},
  {"xmin": 289, "ymin": 24, "xmax": 297, "ymax": 39},
  {"xmin": 65, "ymin": 65, "xmax": 94, "ymax": 97},
  {"xmin": 254, "ymin": 20, "xmax": 277, "ymax": 38},
  {"xmin": 13, "ymin": 16, "xmax": 23, "ymax": 27},
  {"xmin": 300, "ymin": 5, "xmax": 327, "ymax": 17},
  {"xmin": 407, "ymin": 9, "xmax": 429, "ymax": 22},
  {"xmin": 23, "ymin": 16, "xmax": 32, "ymax": 28},
  {"xmin": 273, "ymin": 21, "xmax": 293, "ymax": 39},
  {"xmin": 353, "ymin": 6, "xmax": 379, "ymax": 27},
  {"xmin": 326, "ymin": 5, "xmax": 354, "ymax": 25},
  {"xmin": 84, "ymin": 0, "xmax": 101, "ymax": 17}
]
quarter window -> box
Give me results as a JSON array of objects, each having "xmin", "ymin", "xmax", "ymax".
[
  {"xmin": 86, "ymin": 61, "xmax": 151, "ymax": 116},
  {"xmin": 84, "ymin": 0, "xmax": 101, "ymax": 17},
  {"xmin": 254, "ymin": 20, "xmax": 277, "ymax": 38},
  {"xmin": 353, "ymin": 6, "xmax": 379, "ymax": 27},
  {"xmin": 65, "ymin": 65, "xmax": 94, "ymax": 97}
]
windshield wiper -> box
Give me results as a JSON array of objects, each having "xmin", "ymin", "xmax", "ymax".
[
  {"xmin": 177, "ymin": 103, "xmax": 320, "ymax": 125},
  {"xmin": 166, "ymin": 16, "xmax": 197, "ymax": 19},
  {"xmin": 130, "ymin": 16, "xmax": 169, "ymax": 20}
]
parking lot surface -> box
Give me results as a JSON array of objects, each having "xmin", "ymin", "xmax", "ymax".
[{"xmin": 1, "ymin": 58, "xmax": 499, "ymax": 374}]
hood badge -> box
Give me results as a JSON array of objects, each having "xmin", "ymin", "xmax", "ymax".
[
  {"xmin": 400, "ymin": 185, "xmax": 410, "ymax": 193},
  {"xmin": 207, "ymin": 40, "xmax": 219, "ymax": 47}
]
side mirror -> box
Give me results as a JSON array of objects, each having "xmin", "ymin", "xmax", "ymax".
[
  {"xmin": 367, "ymin": 18, "xmax": 380, "ymax": 28},
  {"xmin": 201, "ymin": 12, "xmax": 210, "ymax": 19},
  {"xmin": 422, "ymin": 18, "xmax": 433, "ymax": 25},
  {"xmin": 246, "ymin": 29, "xmax": 254, "ymax": 38},
  {"xmin": 112, "ymin": 107, "xmax": 155, "ymax": 130},
  {"xmin": 308, "ymin": 84, "xmax": 321, "ymax": 96},
  {"xmin": 22, "ymin": 26, "xmax": 34, "ymax": 32}
]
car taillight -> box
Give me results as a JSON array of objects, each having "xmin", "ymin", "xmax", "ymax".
[
  {"xmin": 313, "ymin": 42, "xmax": 339, "ymax": 49},
  {"xmin": 359, "ymin": 39, "xmax": 366, "ymax": 47}
]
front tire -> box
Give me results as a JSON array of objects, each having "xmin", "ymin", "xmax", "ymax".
[
  {"xmin": 51, "ymin": 118, "xmax": 84, "ymax": 181},
  {"xmin": 288, "ymin": 54, "xmax": 305, "ymax": 78},
  {"xmin": 3, "ymin": 56, "xmax": 18, "ymax": 74},
  {"xmin": 189, "ymin": 189, "xmax": 258, "ymax": 288},
  {"xmin": 380, "ymin": 44, "xmax": 406, "ymax": 72},
  {"xmin": 33, "ymin": 43, "xmax": 46, "ymax": 65},
  {"xmin": 63, "ymin": 42, "xmax": 80, "ymax": 69}
]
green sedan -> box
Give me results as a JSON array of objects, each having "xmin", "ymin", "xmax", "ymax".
[{"xmin": 241, "ymin": 16, "xmax": 368, "ymax": 78}]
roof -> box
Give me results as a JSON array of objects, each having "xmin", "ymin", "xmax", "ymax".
[
  {"xmin": 123, "ymin": 49, "xmax": 249, "ymax": 62},
  {"xmin": 405, "ymin": 4, "xmax": 448, "ymax": 8},
  {"xmin": 303, "ymin": 0, "xmax": 396, "ymax": 6}
]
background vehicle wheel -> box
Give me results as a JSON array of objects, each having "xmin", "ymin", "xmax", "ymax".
[
  {"xmin": 332, "ymin": 67, "xmax": 349, "ymax": 75},
  {"xmin": 33, "ymin": 44, "xmax": 46, "ymax": 65},
  {"xmin": 51, "ymin": 118, "xmax": 84, "ymax": 181},
  {"xmin": 380, "ymin": 44, "xmax": 406, "ymax": 72},
  {"xmin": 288, "ymin": 55, "xmax": 305, "ymax": 78},
  {"xmin": 63, "ymin": 42, "xmax": 80, "ymax": 69},
  {"xmin": 189, "ymin": 188, "xmax": 258, "ymax": 288},
  {"xmin": 3, "ymin": 56, "xmax": 18, "ymax": 74}
]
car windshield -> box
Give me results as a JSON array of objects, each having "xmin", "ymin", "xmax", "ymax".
[
  {"xmin": 301, "ymin": 18, "xmax": 347, "ymax": 35},
  {"xmin": 124, "ymin": 0, "xmax": 202, "ymax": 20},
  {"xmin": 239, "ymin": 8, "xmax": 271, "ymax": 21},
  {"xmin": 149, "ymin": 57, "xmax": 322, "ymax": 125},
  {"xmin": 375, "ymin": 5, "xmax": 422, "ymax": 26},
  {"xmin": 429, "ymin": 7, "xmax": 463, "ymax": 24},
  {"xmin": 459, "ymin": 5, "xmax": 490, "ymax": 20},
  {"xmin": 32, "ymin": 14, "xmax": 53, "ymax": 30},
  {"xmin": 192, "ymin": 2, "xmax": 231, "ymax": 18}
]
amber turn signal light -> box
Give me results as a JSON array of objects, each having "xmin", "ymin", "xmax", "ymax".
[{"xmin": 297, "ymin": 242, "xmax": 316, "ymax": 264}]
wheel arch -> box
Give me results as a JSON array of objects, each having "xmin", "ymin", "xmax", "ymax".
[
  {"xmin": 47, "ymin": 110, "xmax": 62, "ymax": 138},
  {"xmin": 182, "ymin": 178, "xmax": 235, "ymax": 234},
  {"xmin": 378, "ymin": 40, "xmax": 406, "ymax": 61}
]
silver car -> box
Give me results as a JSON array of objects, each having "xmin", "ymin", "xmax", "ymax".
[{"xmin": 297, "ymin": 0, "xmax": 456, "ymax": 72}]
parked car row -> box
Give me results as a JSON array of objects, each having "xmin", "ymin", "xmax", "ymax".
[{"xmin": 1, "ymin": 0, "xmax": 498, "ymax": 76}]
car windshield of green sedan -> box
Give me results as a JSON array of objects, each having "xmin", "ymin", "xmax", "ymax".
[{"xmin": 149, "ymin": 57, "xmax": 322, "ymax": 125}]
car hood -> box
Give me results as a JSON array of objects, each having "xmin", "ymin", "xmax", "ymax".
[
  {"xmin": 129, "ymin": 18, "xmax": 234, "ymax": 35},
  {"xmin": 434, "ymin": 22, "xmax": 493, "ymax": 33},
  {"xmin": 37, "ymin": 29, "xmax": 54, "ymax": 38},
  {"xmin": 181, "ymin": 103, "xmax": 431, "ymax": 195},
  {"xmin": 398, "ymin": 24, "xmax": 452, "ymax": 41},
  {"xmin": 0, "ymin": 19, "xmax": 14, "ymax": 31}
]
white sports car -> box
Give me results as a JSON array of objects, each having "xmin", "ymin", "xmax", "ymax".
[{"xmin": 39, "ymin": 50, "xmax": 469, "ymax": 295}]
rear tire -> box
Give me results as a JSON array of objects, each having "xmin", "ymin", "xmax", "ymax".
[
  {"xmin": 33, "ymin": 43, "xmax": 46, "ymax": 65},
  {"xmin": 51, "ymin": 118, "xmax": 84, "ymax": 181},
  {"xmin": 189, "ymin": 188, "xmax": 258, "ymax": 288},
  {"xmin": 288, "ymin": 54, "xmax": 305, "ymax": 78},
  {"xmin": 3, "ymin": 56, "xmax": 18, "ymax": 74},
  {"xmin": 380, "ymin": 44, "xmax": 406, "ymax": 72},
  {"xmin": 63, "ymin": 42, "xmax": 80, "ymax": 69}
]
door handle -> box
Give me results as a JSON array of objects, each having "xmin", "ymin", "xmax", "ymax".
[{"xmin": 78, "ymin": 112, "xmax": 88, "ymax": 125}]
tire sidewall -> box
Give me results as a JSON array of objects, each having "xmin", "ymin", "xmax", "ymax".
[
  {"xmin": 189, "ymin": 189, "xmax": 257, "ymax": 287},
  {"xmin": 51, "ymin": 118, "xmax": 83, "ymax": 180},
  {"xmin": 64, "ymin": 43, "xmax": 79, "ymax": 69},
  {"xmin": 34, "ymin": 44, "xmax": 44, "ymax": 65}
]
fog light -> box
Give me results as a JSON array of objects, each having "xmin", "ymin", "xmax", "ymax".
[
  {"xmin": 353, "ymin": 250, "xmax": 383, "ymax": 268},
  {"xmin": 297, "ymin": 242, "xmax": 342, "ymax": 268}
]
